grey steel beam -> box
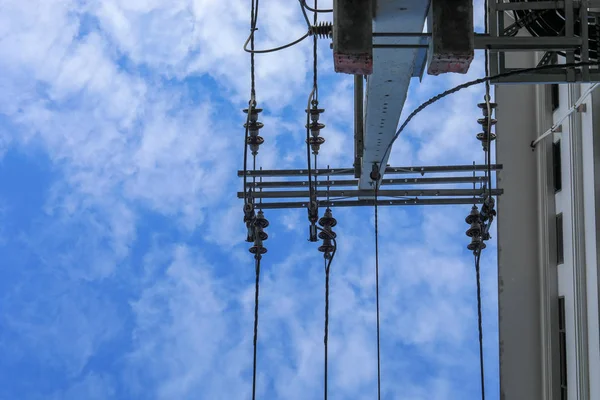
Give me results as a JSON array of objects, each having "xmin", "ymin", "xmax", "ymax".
[
  {"xmin": 251, "ymin": 197, "xmax": 488, "ymax": 210},
  {"xmin": 359, "ymin": 0, "xmax": 430, "ymax": 190},
  {"xmin": 496, "ymin": 1, "xmax": 566, "ymax": 10},
  {"xmin": 238, "ymin": 164, "xmax": 503, "ymax": 178},
  {"xmin": 237, "ymin": 188, "xmax": 503, "ymax": 199},
  {"xmin": 492, "ymin": 71, "xmax": 600, "ymax": 84},
  {"xmin": 374, "ymin": 35, "xmax": 584, "ymax": 51},
  {"xmin": 246, "ymin": 176, "xmax": 490, "ymax": 189}
]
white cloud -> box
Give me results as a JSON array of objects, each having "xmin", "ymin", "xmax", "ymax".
[{"xmin": 0, "ymin": 0, "xmax": 500, "ymax": 398}]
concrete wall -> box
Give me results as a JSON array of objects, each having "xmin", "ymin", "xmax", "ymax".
[{"xmin": 496, "ymin": 50, "xmax": 545, "ymax": 399}]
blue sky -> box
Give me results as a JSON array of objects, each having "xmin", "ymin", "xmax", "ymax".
[{"xmin": 0, "ymin": 0, "xmax": 500, "ymax": 399}]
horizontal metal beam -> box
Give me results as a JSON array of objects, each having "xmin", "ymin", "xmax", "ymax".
[
  {"xmin": 492, "ymin": 1, "xmax": 600, "ymax": 10},
  {"xmin": 253, "ymin": 197, "xmax": 489, "ymax": 210},
  {"xmin": 246, "ymin": 176, "xmax": 489, "ymax": 189},
  {"xmin": 238, "ymin": 164, "xmax": 503, "ymax": 178},
  {"xmin": 374, "ymin": 35, "xmax": 583, "ymax": 51},
  {"xmin": 495, "ymin": 1, "xmax": 566, "ymax": 10},
  {"xmin": 491, "ymin": 70, "xmax": 600, "ymax": 84},
  {"xmin": 238, "ymin": 188, "xmax": 503, "ymax": 199}
]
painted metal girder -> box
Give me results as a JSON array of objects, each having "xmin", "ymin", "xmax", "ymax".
[{"xmin": 359, "ymin": 0, "xmax": 430, "ymax": 190}]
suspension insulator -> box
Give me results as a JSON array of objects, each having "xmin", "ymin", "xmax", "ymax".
[
  {"xmin": 477, "ymin": 117, "xmax": 497, "ymax": 132},
  {"xmin": 255, "ymin": 210, "xmax": 270, "ymax": 229},
  {"xmin": 318, "ymin": 208, "xmax": 337, "ymax": 228},
  {"xmin": 318, "ymin": 229, "xmax": 337, "ymax": 240},
  {"xmin": 307, "ymin": 136, "xmax": 326, "ymax": 155},
  {"xmin": 318, "ymin": 237, "xmax": 335, "ymax": 255},
  {"xmin": 477, "ymin": 101, "xmax": 497, "ymax": 117},
  {"xmin": 244, "ymin": 107, "xmax": 265, "ymax": 155},
  {"xmin": 249, "ymin": 244, "xmax": 268, "ymax": 256},
  {"xmin": 243, "ymin": 107, "xmax": 263, "ymax": 122},
  {"xmin": 465, "ymin": 205, "xmax": 480, "ymax": 225},
  {"xmin": 467, "ymin": 235, "xmax": 487, "ymax": 252},
  {"xmin": 476, "ymin": 132, "xmax": 497, "ymax": 151},
  {"xmin": 466, "ymin": 220, "xmax": 482, "ymax": 238},
  {"xmin": 247, "ymin": 135, "xmax": 265, "ymax": 156},
  {"xmin": 306, "ymin": 107, "xmax": 325, "ymax": 123},
  {"xmin": 307, "ymin": 121, "xmax": 326, "ymax": 137}
]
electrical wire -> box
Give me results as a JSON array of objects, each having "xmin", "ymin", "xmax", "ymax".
[
  {"xmin": 312, "ymin": 0, "xmax": 319, "ymax": 204},
  {"xmin": 252, "ymin": 254, "xmax": 262, "ymax": 400},
  {"xmin": 301, "ymin": 0, "xmax": 333, "ymax": 13},
  {"xmin": 243, "ymin": 0, "xmax": 312, "ymax": 55},
  {"xmin": 243, "ymin": 102, "xmax": 252, "ymax": 205},
  {"xmin": 315, "ymin": 226, "xmax": 337, "ymax": 400},
  {"xmin": 244, "ymin": 31, "xmax": 311, "ymax": 54},
  {"xmin": 378, "ymin": 60, "xmax": 600, "ymax": 169},
  {"xmin": 298, "ymin": 0, "xmax": 312, "ymax": 28},
  {"xmin": 484, "ymin": 0, "xmax": 493, "ymax": 201},
  {"xmin": 474, "ymin": 250, "xmax": 485, "ymax": 400},
  {"xmin": 531, "ymin": 82, "xmax": 600, "ymax": 147},
  {"xmin": 374, "ymin": 179, "xmax": 382, "ymax": 400}
]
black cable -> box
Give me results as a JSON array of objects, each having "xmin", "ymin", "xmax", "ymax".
[
  {"xmin": 484, "ymin": 0, "xmax": 493, "ymax": 201},
  {"xmin": 244, "ymin": 0, "xmax": 258, "ymax": 203},
  {"xmin": 301, "ymin": 0, "xmax": 333, "ymax": 13},
  {"xmin": 243, "ymin": 102, "xmax": 252, "ymax": 205},
  {"xmin": 250, "ymin": 0, "xmax": 258, "ymax": 96},
  {"xmin": 312, "ymin": 0, "xmax": 318, "ymax": 101},
  {"xmin": 252, "ymin": 255, "xmax": 262, "ymax": 400},
  {"xmin": 474, "ymin": 250, "xmax": 485, "ymax": 400},
  {"xmin": 378, "ymin": 60, "xmax": 600, "ymax": 168},
  {"xmin": 315, "ymin": 226, "xmax": 337, "ymax": 400},
  {"xmin": 298, "ymin": 0, "xmax": 312, "ymax": 28},
  {"xmin": 374, "ymin": 182, "xmax": 382, "ymax": 400},
  {"xmin": 244, "ymin": 31, "xmax": 310, "ymax": 54},
  {"xmin": 312, "ymin": 0, "xmax": 319, "ymax": 197}
]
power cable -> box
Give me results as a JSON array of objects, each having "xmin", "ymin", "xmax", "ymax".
[
  {"xmin": 531, "ymin": 82, "xmax": 600, "ymax": 148},
  {"xmin": 378, "ymin": 60, "xmax": 600, "ymax": 169},
  {"xmin": 252, "ymin": 255, "xmax": 262, "ymax": 400},
  {"xmin": 298, "ymin": 0, "xmax": 312, "ymax": 28},
  {"xmin": 474, "ymin": 250, "xmax": 485, "ymax": 400},
  {"xmin": 484, "ymin": 0, "xmax": 493, "ymax": 201},
  {"xmin": 244, "ymin": 31, "xmax": 311, "ymax": 54},
  {"xmin": 301, "ymin": 0, "xmax": 333, "ymax": 13},
  {"xmin": 372, "ymin": 168, "xmax": 382, "ymax": 400},
  {"xmin": 315, "ymin": 226, "xmax": 337, "ymax": 400}
]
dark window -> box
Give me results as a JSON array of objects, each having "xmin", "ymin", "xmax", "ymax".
[
  {"xmin": 552, "ymin": 84, "xmax": 560, "ymax": 111},
  {"xmin": 554, "ymin": 140, "xmax": 562, "ymax": 192},
  {"xmin": 559, "ymin": 296, "xmax": 568, "ymax": 399},
  {"xmin": 556, "ymin": 213, "xmax": 564, "ymax": 264}
]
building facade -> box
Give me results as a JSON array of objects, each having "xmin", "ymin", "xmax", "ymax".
[{"xmin": 496, "ymin": 52, "xmax": 600, "ymax": 399}]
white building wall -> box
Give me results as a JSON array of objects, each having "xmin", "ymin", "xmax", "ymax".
[
  {"xmin": 551, "ymin": 82, "xmax": 600, "ymax": 400},
  {"xmin": 496, "ymin": 76, "xmax": 600, "ymax": 398}
]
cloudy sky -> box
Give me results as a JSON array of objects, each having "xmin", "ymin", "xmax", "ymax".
[{"xmin": 0, "ymin": 0, "xmax": 500, "ymax": 399}]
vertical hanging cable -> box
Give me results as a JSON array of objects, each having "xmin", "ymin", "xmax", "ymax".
[
  {"xmin": 252, "ymin": 254, "xmax": 261, "ymax": 400},
  {"xmin": 248, "ymin": 2, "xmax": 260, "ymax": 400},
  {"xmin": 324, "ymin": 256, "xmax": 330, "ymax": 400},
  {"xmin": 373, "ymin": 171, "xmax": 382, "ymax": 400},
  {"xmin": 483, "ymin": 0, "xmax": 492, "ymax": 200},
  {"xmin": 474, "ymin": 250, "xmax": 485, "ymax": 400},
  {"xmin": 479, "ymin": 2, "xmax": 490, "ymax": 399},
  {"xmin": 313, "ymin": 0, "xmax": 319, "ymax": 203}
]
